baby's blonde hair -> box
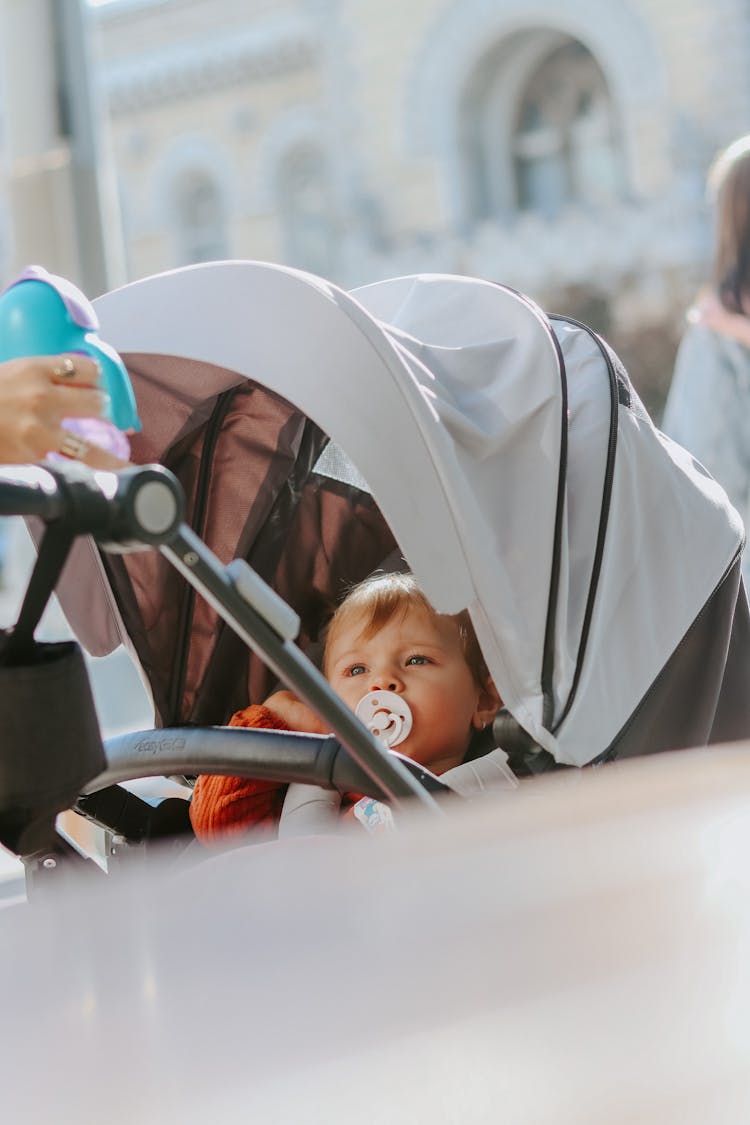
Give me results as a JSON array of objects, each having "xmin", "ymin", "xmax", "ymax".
[{"xmin": 323, "ymin": 572, "xmax": 489, "ymax": 687}]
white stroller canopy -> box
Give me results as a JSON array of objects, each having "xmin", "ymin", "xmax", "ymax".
[{"xmin": 79, "ymin": 261, "xmax": 742, "ymax": 766}]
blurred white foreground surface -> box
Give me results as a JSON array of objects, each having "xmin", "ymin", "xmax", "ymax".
[{"xmin": 2, "ymin": 745, "xmax": 750, "ymax": 1123}]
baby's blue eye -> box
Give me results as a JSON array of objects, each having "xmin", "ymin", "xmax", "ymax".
[
  {"xmin": 406, "ymin": 654, "xmax": 430, "ymax": 666},
  {"xmin": 347, "ymin": 664, "xmax": 367, "ymax": 677}
]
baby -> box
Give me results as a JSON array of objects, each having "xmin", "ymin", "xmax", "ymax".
[{"xmin": 190, "ymin": 571, "xmax": 502, "ymax": 842}]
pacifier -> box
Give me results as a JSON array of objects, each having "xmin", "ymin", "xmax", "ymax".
[{"xmin": 355, "ymin": 690, "xmax": 413, "ymax": 748}]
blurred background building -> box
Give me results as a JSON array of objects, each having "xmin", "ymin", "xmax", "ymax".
[
  {"xmin": 92, "ymin": 0, "xmax": 750, "ymax": 416},
  {"xmin": 0, "ymin": 0, "xmax": 749, "ymax": 414}
]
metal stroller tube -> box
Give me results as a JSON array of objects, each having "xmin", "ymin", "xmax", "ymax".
[
  {"xmin": 0, "ymin": 465, "xmax": 67, "ymax": 520},
  {"xmin": 0, "ymin": 461, "xmax": 184, "ymax": 545}
]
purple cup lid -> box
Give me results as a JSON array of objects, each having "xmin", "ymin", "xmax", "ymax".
[{"xmin": 2, "ymin": 265, "xmax": 100, "ymax": 330}]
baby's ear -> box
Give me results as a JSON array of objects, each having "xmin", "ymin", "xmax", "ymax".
[{"xmin": 472, "ymin": 677, "xmax": 502, "ymax": 729}]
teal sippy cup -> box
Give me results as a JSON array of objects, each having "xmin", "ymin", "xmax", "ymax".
[{"xmin": 0, "ymin": 265, "xmax": 141, "ymax": 458}]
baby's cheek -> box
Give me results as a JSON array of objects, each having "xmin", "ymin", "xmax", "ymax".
[{"xmin": 336, "ymin": 689, "xmax": 359, "ymax": 716}]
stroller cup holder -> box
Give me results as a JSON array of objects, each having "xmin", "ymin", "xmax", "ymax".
[
  {"xmin": 0, "ymin": 635, "xmax": 105, "ymax": 857},
  {"xmin": 0, "ymin": 461, "xmax": 443, "ymax": 880}
]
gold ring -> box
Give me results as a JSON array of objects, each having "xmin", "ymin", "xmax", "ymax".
[
  {"xmin": 52, "ymin": 357, "xmax": 76, "ymax": 380},
  {"xmin": 59, "ymin": 431, "xmax": 89, "ymax": 460}
]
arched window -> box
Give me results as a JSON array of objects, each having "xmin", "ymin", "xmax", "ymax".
[
  {"xmin": 460, "ymin": 34, "xmax": 623, "ymax": 226},
  {"xmin": 276, "ymin": 144, "xmax": 336, "ymax": 276},
  {"xmin": 513, "ymin": 41, "xmax": 623, "ymax": 218},
  {"xmin": 174, "ymin": 170, "xmax": 228, "ymax": 264}
]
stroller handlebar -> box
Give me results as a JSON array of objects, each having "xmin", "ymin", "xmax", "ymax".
[
  {"xmin": 0, "ymin": 464, "xmax": 66, "ymax": 520},
  {"xmin": 0, "ymin": 461, "xmax": 184, "ymax": 546},
  {"xmin": 83, "ymin": 726, "xmax": 452, "ymax": 804}
]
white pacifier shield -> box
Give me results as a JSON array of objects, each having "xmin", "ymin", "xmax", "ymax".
[{"xmin": 355, "ymin": 690, "xmax": 413, "ymax": 748}]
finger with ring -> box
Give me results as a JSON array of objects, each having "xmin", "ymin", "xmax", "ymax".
[
  {"xmin": 59, "ymin": 430, "xmax": 90, "ymax": 460},
  {"xmin": 52, "ymin": 356, "xmax": 77, "ymax": 380}
]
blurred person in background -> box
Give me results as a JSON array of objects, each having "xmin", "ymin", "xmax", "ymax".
[{"xmin": 662, "ymin": 135, "xmax": 750, "ymax": 580}]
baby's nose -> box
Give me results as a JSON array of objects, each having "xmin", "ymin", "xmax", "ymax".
[{"xmin": 369, "ymin": 670, "xmax": 403, "ymax": 693}]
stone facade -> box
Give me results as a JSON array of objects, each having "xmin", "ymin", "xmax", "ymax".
[{"xmin": 26, "ymin": 0, "xmax": 750, "ymax": 409}]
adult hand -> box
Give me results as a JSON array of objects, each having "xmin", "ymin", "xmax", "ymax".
[{"xmin": 0, "ymin": 353, "xmax": 130, "ymax": 468}]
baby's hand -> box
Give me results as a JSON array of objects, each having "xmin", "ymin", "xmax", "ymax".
[{"xmin": 264, "ymin": 690, "xmax": 330, "ymax": 735}]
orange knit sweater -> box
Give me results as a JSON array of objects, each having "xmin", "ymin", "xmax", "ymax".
[{"xmin": 189, "ymin": 704, "xmax": 362, "ymax": 843}]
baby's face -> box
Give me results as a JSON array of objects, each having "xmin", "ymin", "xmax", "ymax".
[{"xmin": 325, "ymin": 604, "xmax": 485, "ymax": 775}]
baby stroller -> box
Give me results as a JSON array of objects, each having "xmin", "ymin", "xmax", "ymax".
[{"xmin": 1, "ymin": 261, "xmax": 748, "ymax": 875}]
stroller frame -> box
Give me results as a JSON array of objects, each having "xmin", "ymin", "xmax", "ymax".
[{"xmin": 0, "ymin": 461, "xmax": 445, "ymax": 890}]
